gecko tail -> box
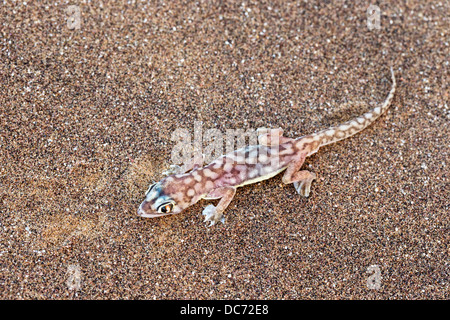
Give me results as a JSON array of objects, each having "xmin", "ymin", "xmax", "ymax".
[{"xmin": 312, "ymin": 67, "xmax": 396, "ymax": 148}]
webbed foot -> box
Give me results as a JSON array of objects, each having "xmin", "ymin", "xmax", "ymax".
[
  {"xmin": 202, "ymin": 204, "xmax": 225, "ymax": 227},
  {"xmin": 293, "ymin": 172, "xmax": 317, "ymax": 197}
]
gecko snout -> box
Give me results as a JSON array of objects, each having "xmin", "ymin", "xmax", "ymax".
[
  {"xmin": 137, "ymin": 203, "xmax": 144, "ymax": 215},
  {"xmin": 137, "ymin": 202, "xmax": 148, "ymax": 216},
  {"xmin": 137, "ymin": 201, "xmax": 157, "ymax": 218}
]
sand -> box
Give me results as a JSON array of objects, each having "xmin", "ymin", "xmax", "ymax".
[{"xmin": 0, "ymin": 1, "xmax": 448, "ymax": 299}]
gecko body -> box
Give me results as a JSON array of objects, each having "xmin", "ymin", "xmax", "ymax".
[{"xmin": 138, "ymin": 68, "xmax": 396, "ymax": 226}]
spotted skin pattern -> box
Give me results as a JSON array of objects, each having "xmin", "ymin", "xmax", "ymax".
[{"xmin": 138, "ymin": 68, "xmax": 396, "ymax": 226}]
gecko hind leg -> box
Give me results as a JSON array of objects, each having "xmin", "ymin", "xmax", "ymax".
[
  {"xmin": 202, "ymin": 187, "xmax": 236, "ymax": 227},
  {"xmin": 257, "ymin": 127, "xmax": 293, "ymax": 146},
  {"xmin": 282, "ymin": 152, "xmax": 317, "ymax": 197}
]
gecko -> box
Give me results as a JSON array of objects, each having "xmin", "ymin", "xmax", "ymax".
[{"xmin": 138, "ymin": 68, "xmax": 396, "ymax": 226}]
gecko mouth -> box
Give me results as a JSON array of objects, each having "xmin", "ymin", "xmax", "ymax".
[
  {"xmin": 138, "ymin": 212, "xmax": 166, "ymax": 218},
  {"xmin": 137, "ymin": 208, "xmax": 166, "ymax": 218}
]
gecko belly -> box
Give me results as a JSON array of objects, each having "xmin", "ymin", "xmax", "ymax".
[{"xmin": 236, "ymin": 167, "xmax": 287, "ymax": 188}]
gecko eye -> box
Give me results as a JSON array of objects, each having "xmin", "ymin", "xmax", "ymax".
[
  {"xmin": 145, "ymin": 183, "xmax": 157, "ymax": 195},
  {"xmin": 157, "ymin": 202, "xmax": 174, "ymax": 214}
]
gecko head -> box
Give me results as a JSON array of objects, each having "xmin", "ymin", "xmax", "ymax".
[{"xmin": 137, "ymin": 181, "xmax": 182, "ymax": 218}]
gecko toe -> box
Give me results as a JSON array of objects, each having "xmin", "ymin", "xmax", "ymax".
[
  {"xmin": 202, "ymin": 204, "xmax": 215, "ymax": 215},
  {"xmin": 202, "ymin": 204, "xmax": 217, "ymax": 225}
]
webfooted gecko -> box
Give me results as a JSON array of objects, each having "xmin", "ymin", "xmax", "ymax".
[{"xmin": 138, "ymin": 68, "xmax": 396, "ymax": 226}]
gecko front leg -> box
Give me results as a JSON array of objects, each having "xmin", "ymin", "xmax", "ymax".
[
  {"xmin": 202, "ymin": 187, "xmax": 237, "ymax": 226},
  {"xmin": 282, "ymin": 152, "xmax": 317, "ymax": 197}
]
